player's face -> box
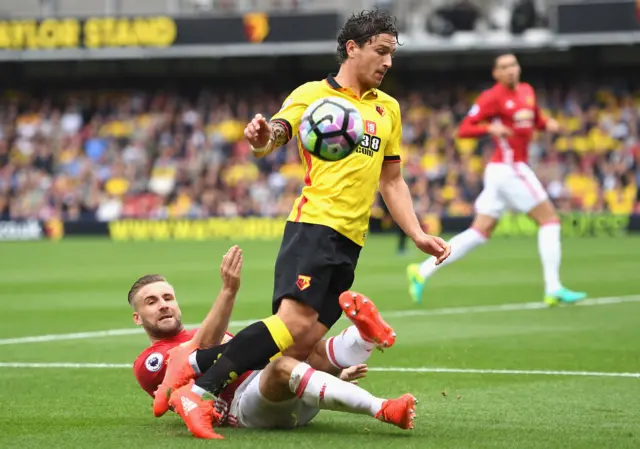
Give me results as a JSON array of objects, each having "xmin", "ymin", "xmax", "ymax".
[
  {"xmin": 494, "ymin": 54, "xmax": 521, "ymax": 88},
  {"xmin": 352, "ymin": 33, "xmax": 396, "ymax": 89},
  {"xmin": 132, "ymin": 281, "xmax": 183, "ymax": 339}
]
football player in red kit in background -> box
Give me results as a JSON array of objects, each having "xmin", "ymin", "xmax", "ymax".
[{"xmin": 408, "ymin": 53, "xmax": 586, "ymax": 306}]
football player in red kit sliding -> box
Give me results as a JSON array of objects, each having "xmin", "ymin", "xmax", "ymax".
[
  {"xmin": 408, "ymin": 53, "xmax": 586, "ymax": 306},
  {"xmin": 132, "ymin": 245, "xmax": 415, "ymax": 440}
]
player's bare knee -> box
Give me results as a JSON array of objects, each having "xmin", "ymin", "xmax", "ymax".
[
  {"xmin": 269, "ymin": 356, "xmax": 299, "ymax": 383},
  {"xmin": 282, "ymin": 321, "xmax": 327, "ymax": 361},
  {"xmin": 529, "ymin": 200, "xmax": 559, "ymax": 226},
  {"xmin": 276, "ymin": 298, "xmax": 318, "ymax": 340},
  {"xmin": 259, "ymin": 356, "xmax": 300, "ymax": 402},
  {"xmin": 306, "ymin": 338, "xmax": 341, "ymax": 375},
  {"xmin": 283, "ymin": 345, "xmax": 312, "ymax": 362}
]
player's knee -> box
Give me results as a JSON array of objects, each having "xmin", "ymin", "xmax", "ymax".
[
  {"xmin": 276, "ymin": 298, "xmax": 318, "ymax": 341},
  {"xmin": 282, "ymin": 321, "xmax": 328, "ymax": 362},
  {"xmin": 269, "ymin": 356, "xmax": 299, "ymax": 383},
  {"xmin": 529, "ymin": 200, "xmax": 559, "ymax": 226},
  {"xmin": 539, "ymin": 215, "xmax": 560, "ymax": 227},
  {"xmin": 283, "ymin": 344, "xmax": 313, "ymax": 362},
  {"xmin": 259, "ymin": 356, "xmax": 301, "ymax": 402}
]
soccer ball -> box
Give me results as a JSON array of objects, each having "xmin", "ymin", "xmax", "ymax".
[{"xmin": 298, "ymin": 97, "xmax": 364, "ymax": 161}]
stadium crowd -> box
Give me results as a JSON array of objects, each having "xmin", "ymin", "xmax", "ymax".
[{"xmin": 0, "ymin": 84, "xmax": 639, "ymax": 222}]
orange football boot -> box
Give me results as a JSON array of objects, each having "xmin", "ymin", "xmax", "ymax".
[
  {"xmin": 339, "ymin": 291, "xmax": 396, "ymax": 349},
  {"xmin": 375, "ymin": 393, "xmax": 417, "ymax": 430},
  {"xmin": 168, "ymin": 381, "xmax": 223, "ymax": 440},
  {"xmin": 153, "ymin": 341, "xmax": 199, "ymax": 417}
]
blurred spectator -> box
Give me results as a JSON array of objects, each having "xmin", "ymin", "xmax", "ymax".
[{"xmin": 0, "ymin": 83, "xmax": 638, "ymax": 223}]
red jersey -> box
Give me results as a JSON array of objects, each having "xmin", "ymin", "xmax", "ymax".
[
  {"xmin": 458, "ymin": 82, "xmax": 547, "ymax": 164},
  {"xmin": 133, "ymin": 328, "xmax": 246, "ymax": 400},
  {"xmin": 133, "ymin": 328, "xmax": 199, "ymax": 397}
]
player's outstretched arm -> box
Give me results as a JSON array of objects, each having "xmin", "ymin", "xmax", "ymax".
[
  {"xmin": 189, "ymin": 245, "xmax": 243, "ymax": 349},
  {"xmin": 244, "ymin": 114, "xmax": 291, "ymax": 159},
  {"xmin": 244, "ymin": 86, "xmax": 310, "ymax": 158},
  {"xmin": 379, "ymin": 163, "xmax": 451, "ymax": 265}
]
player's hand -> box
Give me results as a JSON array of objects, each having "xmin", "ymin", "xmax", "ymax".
[
  {"xmin": 244, "ymin": 113, "xmax": 272, "ymax": 149},
  {"xmin": 545, "ymin": 118, "xmax": 561, "ymax": 133},
  {"xmin": 339, "ymin": 364, "xmax": 368, "ymax": 385},
  {"xmin": 220, "ymin": 245, "xmax": 243, "ymax": 293},
  {"xmin": 413, "ymin": 233, "xmax": 451, "ymax": 265},
  {"xmin": 487, "ymin": 123, "xmax": 513, "ymax": 138}
]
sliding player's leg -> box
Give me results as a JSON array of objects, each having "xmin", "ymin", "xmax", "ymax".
[
  {"xmin": 159, "ymin": 299, "xmax": 315, "ymax": 423},
  {"xmin": 234, "ymin": 356, "xmax": 416, "ymax": 430},
  {"xmin": 306, "ymin": 324, "xmax": 374, "ymax": 375},
  {"xmin": 309, "ymin": 291, "xmax": 396, "ymax": 373},
  {"xmin": 168, "ymin": 223, "xmax": 358, "ymax": 438},
  {"xmin": 154, "ymin": 290, "xmax": 394, "ymax": 417},
  {"xmin": 165, "ymin": 293, "xmax": 399, "ymax": 436},
  {"xmin": 187, "ymin": 223, "xmax": 335, "ymax": 398}
]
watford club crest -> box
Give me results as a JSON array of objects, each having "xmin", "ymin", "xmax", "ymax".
[
  {"xmin": 296, "ymin": 275, "xmax": 311, "ymax": 291},
  {"xmin": 243, "ymin": 13, "xmax": 270, "ymax": 43},
  {"xmin": 375, "ymin": 104, "xmax": 386, "ymax": 117},
  {"xmin": 44, "ymin": 218, "xmax": 64, "ymax": 241}
]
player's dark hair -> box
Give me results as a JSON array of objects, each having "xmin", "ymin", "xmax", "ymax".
[
  {"xmin": 493, "ymin": 52, "xmax": 516, "ymax": 68},
  {"xmin": 128, "ymin": 274, "xmax": 167, "ymax": 306},
  {"xmin": 336, "ymin": 9, "xmax": 399, "ymax": 64}
]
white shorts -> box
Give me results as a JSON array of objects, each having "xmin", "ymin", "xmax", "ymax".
[
  {"xmin": 474, "ymin": 162, "xmax": 548, "ymax": 218},
  {"xmin": 227, "ymin": 370, "xmax": 320, "ymax": 429}
]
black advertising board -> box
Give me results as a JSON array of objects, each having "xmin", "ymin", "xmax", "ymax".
[
  {"xmin": 175, "ymin": 13, "xmax": 341, "ymax": 45},
  {"xmin": 0, "ymin": 13, "xmax": 342, "ymax": 51},
  {"xmin": 555, "ymin": 0, "xmax": 640, "ymax": 34}
]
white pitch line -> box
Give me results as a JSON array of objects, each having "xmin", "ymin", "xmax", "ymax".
[
  {"xmin": 0, "ymin": 320, "xmax": 254, "ymax": 346},
  {"xmin": 0, "ymin": 362, "xmax": 131, "ymax": 369},
  {"xmin": 0, "ymin": 362, "xmax": 638, "ymax": 378},
  {"xmin": 1, "ymin": 294, "xmax": 639, "ymax": 346},
  {"xmin": 368, "ymin": 367, "xmax": 640, "ymax": 378}
]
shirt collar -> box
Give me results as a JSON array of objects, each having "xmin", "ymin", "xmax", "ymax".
[{"xmin": 325, "ymin": 73, "xmax": 378, "ymax": 98}]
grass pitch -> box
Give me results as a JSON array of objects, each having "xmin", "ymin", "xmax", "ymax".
[{"xmin": 1, "ymin": 235, "xmax": 639, "ymax": 448}]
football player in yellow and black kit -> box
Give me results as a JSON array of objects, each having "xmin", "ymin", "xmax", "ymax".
[{"xmin": 166, "ymin": 9, "xmax": 450, "ymax": 438}]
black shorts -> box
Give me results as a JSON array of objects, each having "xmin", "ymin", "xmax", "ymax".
[{"xmin": 272, "ymin": 221, "xmax": 362, "ymax": 329}]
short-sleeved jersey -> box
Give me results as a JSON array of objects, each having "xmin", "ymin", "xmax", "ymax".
[
  {"xmin": 270, "ymin": 74, "xmax": 402, "ymax": 246},
  {"xmin": 133, "ymin": 328, "xmax": 199, "ymax": 397},
  {"xmin": 133, "ymin": 328, "xmax": 236, "ymax": 398},
  {"xmin": 458, "ymin": 82, "xmax": 547, "ymax": 164}
]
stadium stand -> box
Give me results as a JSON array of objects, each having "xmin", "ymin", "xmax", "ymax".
[{"xmin": 1, "ymin": 82, "xmax": 638, "ymax": 222}]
